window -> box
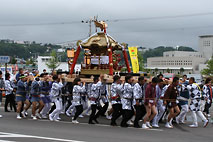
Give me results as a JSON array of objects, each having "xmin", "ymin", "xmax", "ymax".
[{"xmin": 203, "ymin": 41, "xmax": 211, "ymax": 46}]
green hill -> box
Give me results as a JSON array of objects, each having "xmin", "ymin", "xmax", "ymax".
[
  {"xmin": 0, "ymin": 41, "xmax": 61, "ymax": 60},
  {"xmin": 0, "ymin": 40, "xmax": 196, "ymax": 65},
  {"xmin": 142, "ymin": 46, "xmax": 196, "ymax": 62}
]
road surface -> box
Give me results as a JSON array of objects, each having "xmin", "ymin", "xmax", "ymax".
[{"xmin": 0, "ymin": 108, "xmax": 213, "ymax": 142}]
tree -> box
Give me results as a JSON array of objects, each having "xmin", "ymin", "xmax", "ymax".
[
  {"xmin": 201, "ymin": 58, "xmax": 213, "ymax": 76},
  {"xmin": 138, "ymin": 51, "xmax": 145, "ymax": 71},
  {"xmin": 166, "ymin": 68, "xmax": 170, "ymax": 73},
  {"xmin": 145, "ymin": 68, "xmax": 151, "ymax": 73},
  {"xmin": 26, "ymin": 58, "xmax": 34, "ymax": 65},
  {"xmin": 0, "ymin": 40, "xmax": 61, "ymax": 60},
  {"xmin": 46, "ymin": 50, "xmax": 60, "ymax": 71},
  {"xmin": 142, "ymin": 46, "xmax": 195, "ymax": 63},
  {"xmin": 180, "ymin": 67, "xmax": 184, "ymax": 75},
  {"xmin": 143, "ymin": 46, "xmax": 175, "ymax": 62},
  {"xmin": 120, "ymin": 67, "xmax": 127, "ymax": 73},
  {"xmin": 154, "ymin": 68, "xmax": 158, "ymax": 74},
  {"xmin": 26, "ymin": 59, "xmax": 31, "ymax": 65},
  {"xmin": 10, "ymin": 57, "xmax": 17, "ymax": 64},
  {"xmin": 177, "ymin": 46, "xmax": 195, "ymax": 52}
]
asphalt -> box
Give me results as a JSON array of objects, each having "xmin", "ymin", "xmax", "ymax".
[{"xmin": 0, "ymin": 107, "xmax": 213, "ymax": 142}]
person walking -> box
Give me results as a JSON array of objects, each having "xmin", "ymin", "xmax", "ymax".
[
  {"xmin": 203, "ymin": 78, "xmax": 212, "ymax": 118},
  {"xmin": 163, "ymin": 77, "xmax": 180, "ymax": 128},
  {"xmin": 110, "ymin": 75, "xmax": 123, "ymax": 126},
  {"xmin": 4, "ymin": 73, "xmax": 16, "ymax": 112},
  {"xmin": 133, "ymin": 76, "xmax": 146, "ymax": 128},
  {"xmin": 120, "ymin": 74, "xmax": 134, "ymax": 127},
  {"xmin": 72, "ymin": 78, "xmax": 86, "ymax": 123},
  {"xmin": 142, "ymin": 77, "xmax": 158, "ymax": 129},
  {"xmin": 31, "ymin": 78, "xmax": 44, "ymax": 120},
  {"xmin": 187, "ymin": 77, "xmax": 208, "ymax": 128},
  {"xmin": 49, "ymin": 75, "xmax": 64, "ymax": 121}
]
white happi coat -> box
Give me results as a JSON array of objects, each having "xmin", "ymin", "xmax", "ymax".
[
  {"xmin": 133, "ymin": 83, "xmax": 144, "ymax": 105},
  {"xmin": 89, "ymin": 81, "xmax": 102, "ymax": 105},
  {"xmin": 100, "ymin": 83, "xmax": 109, "ymax": 103},
  {"xmin": 110, "ymin": 83, "xmax": 124, "ymax": 105},
  {"xmin": 202, "ymin": 85, "xmax": 212, "ymax": 104},
  {"xmin": 50, "ymin": 82, "xmax": 63, "ymax": 101},
  {"xmin": 187, "ymin": 83, "xmax": 202, "ymax": 111},
  {"xmin": 121, "ymin": 83, "xmax": 134, "ymax": 110},
  {"xmin": 72, "ymin": 85, "xmax": 86, "ymax": 106}
]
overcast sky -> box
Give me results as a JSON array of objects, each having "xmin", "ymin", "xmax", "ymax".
[{"xmin": 1, "ymin": 0, "xmax": 213, "ymax": 49}]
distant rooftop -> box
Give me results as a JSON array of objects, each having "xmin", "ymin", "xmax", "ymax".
[
  {"xmin": 164, "ymin": 51, "xmax": 197, "ymax": 53},
  {"xmin": 199, "ymin": 35, "xmax": 213, "ymax": 38}
]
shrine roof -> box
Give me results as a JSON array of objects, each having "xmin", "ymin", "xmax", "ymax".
[{"xmin": 80, "ymin": 32, "xmax": 123, "ymax": 50}]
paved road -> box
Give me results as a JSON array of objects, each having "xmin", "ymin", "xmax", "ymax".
[{"xmin": 0, "ymin": 108, "xmax": 213, "ymax": 142}]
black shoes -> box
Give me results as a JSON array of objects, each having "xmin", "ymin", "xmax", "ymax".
[
  {"xmin": 110, "ymin": 122, "xmax": 117, "ymax": 126},
  {"xmin": 88, "ymin": 121, "xmax": 95, "ymax": 124},
  {"xmin": 94, "ymin": 119, "xmax": 99, "ymax": 124},
  {"xmin": 121, "ymin": 123, "xmax": 129, "ymax": 128},
  {"xmin": 134, "ymin": 124, "xmax": 140, "ymax": 128},
  {"xmin": 88, "ymin": 119, "xmax": 99, "ymax": 124}
]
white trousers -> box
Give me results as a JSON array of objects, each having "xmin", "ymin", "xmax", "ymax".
[
  {"xmin": 191, "ymin": 111, "xmax": 207, "ymax": 125},
  {"xmin": 176, "ymin": 104, "xmax": 189, "ymax": 122},
  {"xmin": 41, "ymin": 103, "xmax": 51, "ymax": 116},
  {"xmin": 66, "ymin": 103, "xmax": 75, "ymax": 113},
  {"xmin": 82, "ymin": 100, "xmax": 89, "ymax": 111},
  {"xmin": 85, "ymin": 105, "xmax": 91, "ymax": 114},
  {"xmin": 152, "ymin": 104, "xmax": 165, "ymax": 125},
  {"xmin": 70, "ymin": 100, "xmax": 89, "ymax": 116},
  {"xmin": 200, "ymin": 100, "xmax": 206, "ymax": 112},
  {"xmin": 50, "ymin": 98, "xmax": 63, "ymax": 120}
]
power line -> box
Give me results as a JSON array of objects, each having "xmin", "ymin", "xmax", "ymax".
[
  {"xmin": 55, "ymin": 37, "xmax": 88, "ymax": 45},
  {"xmin": 109, "ymin": 25, "xmax": 213, "ymax": 33},
  {"xmin": 0, "ymin": 21, "xmax": 80, "ymax": 27},
  {"xmin": 1, "ymin": 12, "xmax": 213, "ymax": 27},
  {"xmin": 55, "ymin": 25, "xmax": 213, "ymax": 44},
  {"xmin": 108, "ymin": 12, "xmax": 213, "ymax": 22}
]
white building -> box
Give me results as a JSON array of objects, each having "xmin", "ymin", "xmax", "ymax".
[
  {"xmin": 57, "ymin": 48, "xmax": 66, "ymax": 53},
  {"xmin": 14, "ymin": 40, "xmax": 25, "ymax": 44},
  {"xmin": 37, "ymin": 56, "xmax": 69, "ymax": 73},
  {"xmin": 199, "ymin": 35, "xmax": 213, "ymax": 60},
  {"xmin": 199, "ymin": 64, "xmax": 207, "ymax": 73},
  {"xmin": 146, "ymin": 51, "xmax": 206, "ymax": 74},
  {"xmin": 146, "ymin": 35, "xmax": 213, "ymax": 75},
  {"xmin": 163, "ymin": 51, "xmax": 203, "ymax": 58},
  {"xmin": 37, "ymin": 56, "xmax": 81, "ymax": 74}
]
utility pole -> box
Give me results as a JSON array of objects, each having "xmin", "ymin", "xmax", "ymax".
[
  {"xmin": 89, "ymin": 18, "xmax": 92, "ymax": 37},
  {"xmin": 82, "ymin": 17, "xmax": 93, "ymax": 37},
  {"xmin": 82, "ymin": 16, "xmax": 109, "ymax": 37}
]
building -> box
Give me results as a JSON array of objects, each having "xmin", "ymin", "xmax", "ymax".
[
  {"xmin": 37, "ymin": 56, "xmax": 69, "ymax": 73},
  {"xmin": 146, "ymin": 51, "xmax": 206, "ymax": 74},
  {"xmin": 199, "ymin": 35, "xmax": 213, "ymax": 60},
  {"xmin": 163, "ymin": 51, "xmax": 203, "ymax": 58},
  {"xmin": 146, "ymin": 35, "xmax": 213, "ymax": 75}
]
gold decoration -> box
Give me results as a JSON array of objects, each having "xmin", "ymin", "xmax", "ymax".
[{"xmin": 76, "ymin": 40, "xmax": 82, "ymax": 47}]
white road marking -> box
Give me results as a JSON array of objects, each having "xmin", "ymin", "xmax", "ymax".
[
  {"xmin": 28, "ymin": 119, "xmax": 164, "ymax": 132},
  {"xmin": 0, "ymin": 140, "xmax": 16, "ymax": 142},
  {"xmin": 0, "ymin": 132, "xmax": 86, "ymax": 142}
]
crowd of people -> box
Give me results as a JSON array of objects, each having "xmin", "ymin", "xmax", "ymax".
[{"xmin": 0, "ymin": 68, "xmax": 212, "ymax": 129}]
